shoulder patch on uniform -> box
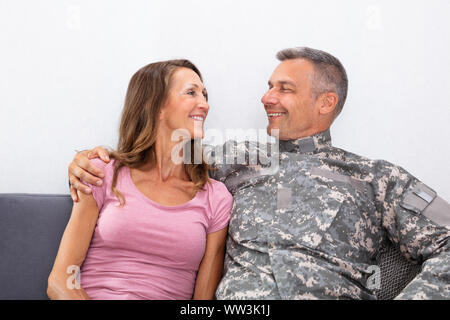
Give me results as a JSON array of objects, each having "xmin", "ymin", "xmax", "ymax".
[
  {"xmin": 422, "ymin": 196, "xmax": 450, "ymax": 227},
  {"xmin": 400, "ymin": 182, "xmax": 436, "ymax": 215},
  {"xmin": 400, "ymin": 182, "xmax": 450, "ymax": 228}
]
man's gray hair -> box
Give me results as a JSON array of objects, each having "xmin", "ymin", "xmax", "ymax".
[{"xmin": 276, "ymin": 47, "xmax": 348, "ymax": 117}]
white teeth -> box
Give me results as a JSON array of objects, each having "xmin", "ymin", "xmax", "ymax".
[
  {"xmin": 268, "ymin": 113, "xmax": 285, "ymax": 117},
  {"xmin": 190, "ymin": 116, "xmax": 204, "ymax": 121}
]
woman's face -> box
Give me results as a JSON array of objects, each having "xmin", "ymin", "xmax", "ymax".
[{"xmin": 160, "ymin": 67, "xmax": 209, "ymax": 140}]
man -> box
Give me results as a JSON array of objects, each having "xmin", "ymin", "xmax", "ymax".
[{"xmin": 68, "ymin": 47, "xmax": 450, "ymax": 299}]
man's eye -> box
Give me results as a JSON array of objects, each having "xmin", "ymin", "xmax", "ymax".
[{"xmin": 187, "ymin": 91, "xmax": 195, "ymax": 95}]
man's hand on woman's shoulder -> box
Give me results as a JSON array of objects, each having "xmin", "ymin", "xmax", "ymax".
[{"xmin": 68, "ymin": 146, "xmax": 110, "ymax": 202}]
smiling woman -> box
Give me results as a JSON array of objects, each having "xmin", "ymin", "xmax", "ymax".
[
  {"xmin": 47, "ymin": 59, "xmax": 233, "ymax": 300},
  {"xmin": 110, "ymin": 60, "xmax": 211, "ymax": 201}
]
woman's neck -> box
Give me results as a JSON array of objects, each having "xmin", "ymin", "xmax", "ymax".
[{"xmin": 149, "ymin": 132, "xmax": 188, "ymax": 182}]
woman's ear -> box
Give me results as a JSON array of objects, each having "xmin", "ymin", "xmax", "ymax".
[{"xmin": 159, "ymin": 108, "xmax": 165, "ymax": 121}]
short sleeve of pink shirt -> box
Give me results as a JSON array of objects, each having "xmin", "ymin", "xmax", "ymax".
[
  {"xmin": 206, "ymin": 180, "xmax": 233, "ymax": 234},
  {"xmin": 80, "ymin": 158, "xmax": 110, "ymax": 212},
  {"xmin": 79, "ymin": 158, "xmax": 233, "ymax": 300}
]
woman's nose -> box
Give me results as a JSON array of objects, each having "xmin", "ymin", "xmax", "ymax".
[
  {"xmin": 198, "ymin": 99, "xmax": 210, "ymax": 114},
  {"xmin": 199, "ymin": 98, "xmax": 209, "ymax": 110}
]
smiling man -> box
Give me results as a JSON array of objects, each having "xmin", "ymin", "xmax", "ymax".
[
  {"xmin": 68, "ymin": 47, "xmax": 450, "ymax": 299},
  {"xmin": 264, "ymin": 56, "xmax": 342, "ymax": 140}
]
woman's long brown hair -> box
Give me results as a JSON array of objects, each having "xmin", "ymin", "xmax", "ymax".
[{"xmin": 109, "ymin": 59, "xmax": 210, "ymax": 206}]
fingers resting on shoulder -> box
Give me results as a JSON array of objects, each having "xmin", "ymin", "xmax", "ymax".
[{"xmin": 68, "ymin": 147, "xmax": 110, "ymax": 202}]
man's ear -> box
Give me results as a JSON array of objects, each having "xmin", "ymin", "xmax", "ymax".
[{"xmin": 318, "ymin": 92, "xmax": 338, "ymax": 116}]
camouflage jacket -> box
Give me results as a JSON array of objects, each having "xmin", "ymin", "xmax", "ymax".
[{"xmin": 207, "ymin": 129, "xmax": 450, "ymax": 300}]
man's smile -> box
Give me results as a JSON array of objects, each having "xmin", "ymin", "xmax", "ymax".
[{"xmin": 267, "ymin": 112, "xmax": 286, "ymax": 119}]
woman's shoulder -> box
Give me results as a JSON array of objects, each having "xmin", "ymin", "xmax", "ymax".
[
  {"xmin": 87, "ymin": 158, "xmax": 119, "ymax": 186},
  {"xmin": 205, "ymin": 178, "xmax": 233, "ymax": 202},
  {"xmin": 206, "ymin": 178, "xmax": 228, "ymax": 190},
  {"xmin": 89, "ymin": 158, "xmax": 116, "ymax": 174}
]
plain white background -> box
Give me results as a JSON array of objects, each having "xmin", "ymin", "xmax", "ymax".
[{"xmin": 0, "ymin": 0, "xmax": 449, "ymax": 201}]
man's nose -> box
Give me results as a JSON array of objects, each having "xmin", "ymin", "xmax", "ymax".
[{"xmin": 261, "ymin": 89, "xmax": 278, "ymax": 105}]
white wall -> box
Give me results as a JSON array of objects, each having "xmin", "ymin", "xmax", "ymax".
[{"xmin": 1, "ymin": 0, "xmax": 449, "ymax": 201}]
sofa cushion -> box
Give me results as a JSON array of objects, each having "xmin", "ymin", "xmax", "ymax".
[{"xmin": 0, "ymin": 194, "xmax": 72, "ymax": 300}]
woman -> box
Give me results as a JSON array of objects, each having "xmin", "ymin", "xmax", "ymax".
[{"xmin": 47, "ymin": 60, "xmax": 233, "ymax": 300}]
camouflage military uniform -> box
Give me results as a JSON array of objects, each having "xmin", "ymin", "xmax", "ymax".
[{"xmin": 208, "ymin": 129, "xmax": 450, "ymax": 299}]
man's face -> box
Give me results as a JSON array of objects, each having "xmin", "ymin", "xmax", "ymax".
[{"xmin": 261, "ymin": 59, "xmax": 319, "ymax": 140}]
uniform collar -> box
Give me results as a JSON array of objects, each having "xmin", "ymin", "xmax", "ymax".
[{"xmin": 279, "ymin": 129, "xmax": 332, "ymax": 153}]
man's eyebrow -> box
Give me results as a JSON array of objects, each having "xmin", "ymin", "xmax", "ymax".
[
  {"xmin": 268, "ymin": 80, "xmax": 296, "ymax": 87},
  {"xmin": 278, "ymin": 80, "xmax": 296, "ymax": 87}
]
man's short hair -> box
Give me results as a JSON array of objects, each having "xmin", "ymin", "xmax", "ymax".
[{"xmin": 276, "ymin": 47, "xmax": 348, "ymax": 117}]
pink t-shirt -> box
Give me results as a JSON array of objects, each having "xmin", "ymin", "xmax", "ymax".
[{"xmin": 79, "ymin": 158, "xmax": 233, "ymax": 300}]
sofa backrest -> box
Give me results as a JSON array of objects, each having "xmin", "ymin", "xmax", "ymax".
[{"xmin": 0, "ymin": 193, "xmax": 421, "ymax": 300}]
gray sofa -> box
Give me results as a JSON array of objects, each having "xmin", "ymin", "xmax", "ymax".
[{"xmin": 0, "ymin": 193, "xmax": 421, "ymax": 300}]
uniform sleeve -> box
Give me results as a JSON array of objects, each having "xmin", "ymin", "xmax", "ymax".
[
  {"xmin": 206, "ymin": 140, "xmax": 274, "ymax": 187},
  {"xmin": 205, "ymin": 141, "xmax": 241, "ymax": 182},
  {"xmin": 375, "ymin": 161, "xmax": 450, "ymax": 299},
  {"xmin": 79, "ymin": 158, "xmax": 108, "ymax": 211},
  {"xmin": 206, "ymin": 181, "xmax": 234, "ymax": 234}
]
